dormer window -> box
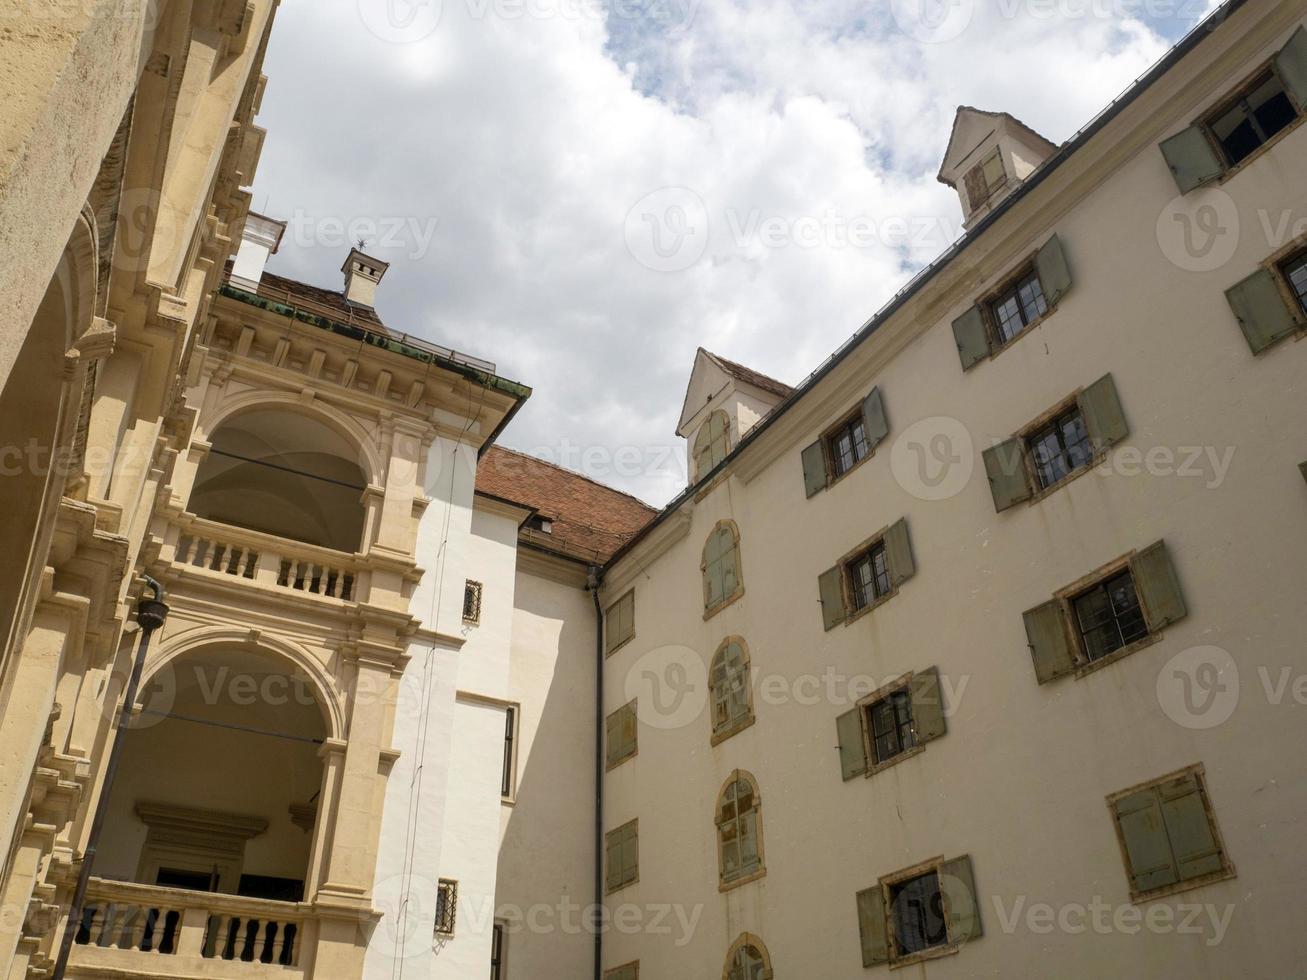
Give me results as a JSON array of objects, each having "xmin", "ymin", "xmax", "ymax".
[
  {"xmin": 693, "ymin": 410, "xmax": 731, "ymax": 481},
  {"xmin": 964, "ymin": 148, "xmax": 1007, "ymax": 212}
]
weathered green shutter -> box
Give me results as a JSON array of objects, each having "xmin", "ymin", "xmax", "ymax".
[
  {"xmin": 605, "ymin": 828, "xmax": 623, "ymax": 891},
  {"xmin": 818, "ymin": 565, "xmax": 845, "ymax": 631},
  {"xmin": 1035, "ymin": 234, "xmax": 1073, "ymax": 307},
  {"xmin": 908, "ymin": 666, "xmax": 946, "ymax": 743},
  {"xmin": 1158, "ymin": 772, "xmax": 1224, "ymax": 881},
  {"xmin": 1023, "ymin": 599, "xmax": 1076, "ymax": 684},
  {"xmin": 883, "ymin": 518, "xmax": 915, "ymax": 586},
  {"xmin": 606, "ymin": 701, "xmax": 637, "ymax": 768},
  {"xmin": 605, "ymin": 711, "xmax": 620, "ymax": 768},
  {"xmin": 1113, "ymin": 788, "xmax": 1180, "ymax": 893},
  {"xmin": 983, "ymin": 438, "xmax": 1032, "ymax": 513},
  {"xmin": 836, "ymin": 708, "xmax": 867, "ymax": 781},
  {"xmin": 862, "ymin": 386, "xmax": 889, "ymax": 450},
  {"xmin": 1130, "ymin": 539, "xmax": 1187, "ymax": 632},
  {"xmin": 801, "ymin": 440, "xmax": 828, "ymax": 498},
  {"xmin": 938, "ymin": 855, "xmax": 983, "ymax": 943},
  {"xmin": 1078, "ymin": 373, "xmax": 1129, "ymax": 452},
  {"xmin": 1225, "ymin": 268, "xmax": 1299, "ymax": 354},
  {"xmin": 1274, "ymin": 26, "xmax": 1307, "ymax": 107},
  {"xmin": 855, "ymin": 885, "xmax": 889, "ymax": 966},
  {"xmin": 952, "ymin": 304, "xmax": 990, "ymax": 371},
  {"xmin": 1160, "ymin": 126, "xmax": 1224, "ymax": 194},
  {"xmin": 721, "ymin": 540, "xmax": 740, "ymax": 598},
  {"xmin": 621, "ymin": 823, "xmax": 638, "ymax": 886}
]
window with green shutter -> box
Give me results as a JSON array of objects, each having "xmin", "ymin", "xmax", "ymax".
[
  {"xmin": 710, "ymin": 638, "xmax": 753, "ymax": 742},
  {"xmin": 605, "ymin": 700, "xmax": 637, "ymax": 770},
  {"xmin": 605, "ymin": 820, "xmax": 639, "ymax": 894},
  {"xmin": 1108, "ymin": 765, "xmax": 1235, "ymax": 900},
  {"xmin": 716, "ymin": 771, "xmax": 765, "ymax": 887},
  {"xmin": 824, "ymin": 518, "xmax": 916, "ymax": 629},
  {"xmin": 702, "ymin": 521, "xmax": 743, "ymax": 615},
  {"xmin": 856, "ymin": 854, "xmax": 983, "ymax": 968},
  {"xmin": 604, "ymin": 590, "xmax": 635, "ymax": 655},
  {"xmin": 800, "ymin": 386, "xmax": 890, "ymax": 497},
  {"xmin": 1225, "ymin": 267, "xmax": 1301, "ymax": 354},
  {"xmin": 603, "ymin": 962, "xmax": 639, "ymax": 980},
  {"xmin": 837, "ymin": 668, "xmax": 947, "ymax": 782}
]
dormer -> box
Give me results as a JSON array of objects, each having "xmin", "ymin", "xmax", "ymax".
[
  {"xmin": 676, "ymin": 348, "xmax": 792, "ymax": 484},
  {"xmin": 938, "ymin": 107, "xmax": 1057, "ymax": 230}
]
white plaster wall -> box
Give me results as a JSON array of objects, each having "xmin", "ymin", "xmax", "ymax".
[{"xmin": 600, "ymin": 13, "xmax": 1307, "ymax": 979}]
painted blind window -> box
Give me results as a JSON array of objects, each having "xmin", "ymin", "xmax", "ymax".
[
  {"xmin": 606, "ymin": 820, "xmax": 639, "ymax": 893},
  {"xmin": 710, "ymin": 639, "xmax": 752, "ymax": 739},
  {"xmin": 717, "ymin": 773, "xmax": 763, "ymax": 885},
  {"xmin": 702, "ymin": 522, "xmax": 741, "ymax": 613},
  {"xmin": 605, "ymin": 590, "xmax": 635, "ymax": 654},
  {"xmin": 693, "ymin": 410, "xmax": 732, "ymax": 481}
]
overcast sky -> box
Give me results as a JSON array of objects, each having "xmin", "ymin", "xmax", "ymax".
[{"xmin": 252, "ymin": 0, "xmax": 1216, "ymax": 506}]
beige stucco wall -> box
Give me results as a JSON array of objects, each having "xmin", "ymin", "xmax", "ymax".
[{"xmin": 600, "ymin": 4, "xmax": 1307, "ymax": 977}]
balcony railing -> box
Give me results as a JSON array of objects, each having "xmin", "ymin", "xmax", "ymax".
[
  {"xmin": 162, "ymin": 515, "xmax": 363, "ymax": 603},
  {"xmin": 71, "ymin": 878, "xmax": 309, "ymax": 975}
]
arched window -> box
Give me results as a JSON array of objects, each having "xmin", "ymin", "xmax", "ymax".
[
  {"xmin": 723, "ymin": 934, "xmax": 772, "ymax": 980},
  {"xmin": 716, "ymin": 770, "xmax": 764, "ymax": 887},
  {"xmin": 702, "ymin": 521, "xmax": 742, "ymax": 614},
  {"xmin": 693, "ymin": 410, "xmax": 732, "ymax": 481},
  {"xmin": 710, "ymin": 638, "xmax": 753, "ymax": 742}
]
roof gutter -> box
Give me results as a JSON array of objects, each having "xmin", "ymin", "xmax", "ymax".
[{"xmin": 603, "ymin": 0, "xmax": 1250, "ymax": 571}]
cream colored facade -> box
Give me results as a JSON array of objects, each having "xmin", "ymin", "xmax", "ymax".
[{"xmin": 598, "ymin": 1, "xmax": 1307, "ymax": 977}]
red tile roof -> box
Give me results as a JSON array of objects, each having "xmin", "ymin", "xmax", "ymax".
[
  {"xmin": 256, "ymin": 270, "xmax": 391, "ymax": 330},
  {"xmin": 702, "ymin": 349, "xmax": 794, "ymax": 399},
  {"xmin": 476, "ymin": 446, "xmax": 658, "ymax": 564}
]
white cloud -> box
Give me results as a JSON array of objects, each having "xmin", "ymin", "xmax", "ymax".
[{"xmin": 252, "ymin": 0, "xmax": 1193, "ymax": 505}]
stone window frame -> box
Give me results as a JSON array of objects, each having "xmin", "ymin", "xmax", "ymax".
[
  {"xmin": 708, "ymin": 636, "xmax": 755, "ymax": 746},
  {"xmin": 715, "ymin": 769, "xmax": 766, "ymax": 892},
  {"xmin": 701, "ymin": 520, "xmax": 745, "ymax": 619},
  {"xmin": 463, "ymin": 580, "xmax": 483, "ymax": 625},
  {"xmin": 721, "ymin": 932, "xmax": 773, "ymax": 980}
]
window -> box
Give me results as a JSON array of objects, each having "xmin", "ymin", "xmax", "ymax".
[
  {"xmin": 827, "ymin": 412, "xmax": 870, "ymax": 479},
  {"xmin": 694, "ymin": 410, "xmax": 732, "ymax": 481},
  {"xmin": 702, "ymin": 521, "xmax": 743, "ymax": 615},
  {"xmin": 1023, "ymin": 540, "xmax": 1187, "ymax": 684},
  {"xmin": 963, "ymin": 148, "xmax": 1007, "ymax": 212},
  {"xmin": 605, "ymin": 589, "xmax": 635, "ymax": 655},
  {"xmin": 1281, "ymin": 249, "xmax": 1307, "ymax": 313},
  {"xmin": 709, "ymin": 638, "xmax": 753, "ymax": 742},
  {"xmin": 990, "ymin": 269, "xmax": 1048, "ymax": 345},
  {"xmin": 490, "ymin": 922, "xmax": 506, "ymax": 979},
  {"xmin": 605, "ymin": 699, "xmax": 637, "ymax": 770},
  {"xmin": 836, "ymin": 668, "xmax": 946, "ymax": 781},
  {"xmin": 1206, "ymin": 71, "xmax": 1299, "ymax": 167},
  {"xmin": 801, "ymin": 386, "xmax": 888, "ymax": 497},
  {"xmin": 1108, "ymin": 764, "xmax": 1235, "ymax": 901},
  {"xmin": 501, "ymin": 706, "xmax": 518, "ymax": 799},
  {"xmin": 1026, "ymin": 406, "xmax": 1093, "ymax": 490},
  {"xmin": 716, "ymin": 771, "xmax": 764, "ymax": 888},
  {"xmin": 723, "ymin": 934, "xmax": 772, "ymax": 980},
  {"xmin": 855, "ymin": 855, "xmax": 982, "ymax": 967},
  {"xmin": 604, "ymin": 963, "xmax": 638, "ymax": 980},
  {"xmin": 818, "ymin": 518, "xmax": 915, "ymax": 630},
  {"xmin": 1071, "ymin": 569, "xmax": 1149, "ymax": 663},
  {"xmin": 462, "ymin": 580, "xmax": 482, "ymax": 625},
  {"xmin": 605, "ymin": 820, "xmax": 639, "ymax": 893},
  {"xmin": 434, "ymin": 879, "xmax": 457, "ymax": 936}
]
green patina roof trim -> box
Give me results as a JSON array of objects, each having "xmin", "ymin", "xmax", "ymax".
[{"xmin": 219, "ymin": 283, "xmax": 532, "ymax": 401}]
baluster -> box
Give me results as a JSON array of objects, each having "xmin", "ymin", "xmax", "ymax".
[
  {"xmin": 208, "ymin": 543, "xmax": 226, "ymax": 571},
  {"xmin": 309, "ymin": 565, "xmax": 323, "ymax": 594},
  {"xmin": 240, "ymin": 919, "xmax": 260, "ymax": 962},
  {"xmin": 342, "ymin": 573, "xmax": 354, "ymax": 601},
  {"xmin": 277, "ymin": 558, "xmax": 291, "ymax": 588},
  {"xmin": 267, "ymin": 921, "xmax": 287, "ymax": 965},
  {"xmin": 176, "ymin": 535, "xmax": 195, "ymax": 566},
  {"xmin": 74, "ymin": 903, "xmax": 101, "ymax": 945},
  {"xmin": 124, "ymin": 906, "xmax": 147, "ymax": 951},
  {"xmin": 222, "ymin": 915, "xmax": 241, "ymax": 960},
  {"xmin": 160, "ymin": 908, "xmax": 182, "ymax": 954},
  {"xmin": 259, "ymin": 921, "xmax": 278, "ymax": 963},
  {"xmin": 224, "ymin": 546, "xmax": 241, "ymax": 575},
  {"xmin": 324, "ymin": 569, "xmax": 339, "ymax": 598},
  {"xmin": 192, "ymin": 539, "xmax": 210, "ymax": 568},
  {"xmin": 243, "ymin": 549, "xmax": 259, "ymax": 578},
  {"xmin": 281, "ymin": 922, "xmax": 298, "ymax": 966}
]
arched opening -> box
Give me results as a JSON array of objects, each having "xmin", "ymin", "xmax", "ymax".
[
  {"xmin": 97, "ymin": 644, "xmax": 330, "ymax": 908},
  {"xmin": 723, "ymin": 933, "xmax": 773, "ymax": 980},
  {"xmin": 189, "ymin": 408, "xmax": 368, "ymax": 552},
  {"xmin": 715, "ymin": 769, "xmax": 764, "ymax": 888},
  {"xmin": 709, "ymin": 637, "xmax": 753, "ymax": 743},
  {"xmin": 702, "ymin": 520, "xmax": 743, "ymax": 615},
  {"xmin": 693, "ymin": 409, "xmax": 731, "ymax": 481}
]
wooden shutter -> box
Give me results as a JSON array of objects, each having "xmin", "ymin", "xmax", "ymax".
[
  {"xmin": 862, "ymin": 386, "xmax": 889, "ymax": 451},
  {"xmin": 1160, "ymin": 126, "xmax": 1223, "ymax": 194},
  {"xmin": 1113, "ymin": 787, "xmax": 1180, "ymax": 893},
  {"xmin": 1275, "ymin": 25, "xmax": 1307, "ymax": 107},
  {"xmin": 836, "ymin": 708, "xmax": 867, "ymax": 781},
  {"xmin": 606, "ymin": 702, "xmax": 637, "ymax": 769},
  {"xmin": 1130, "ymin": 539, "xmax": 1187, "ymax": 632},
  {"xmin": 951, "ymin": 304, "xmax": 990, "ymax": 371},
  {"xmin": 605, "ymin": 828, "xmax": 624, "ymax": 891},
  {"xmin": 963, "ymin": 165, "xmax": 989, "ymax": 212},
  {"xmin": 938, "ymin": 855, "xmax": 984, "ymax": 943},
  {"xmin": 721, "ymin": 539, "xmax": 740, "ymax": 597},
  {"xmin": 855, "ymin": 885, "xmax": 890, "ymax": 967},
  {"xmin": 1078, "ymin": 373, "xmax": 1129, "ymax": 452},
  {"xmin": 883, "ymin": 518, "xmax": 915, "ymax": 586},
  {"xmin": 1023, "ymin": 599, "xmax": 1076, "ymax": 684},
  {"xmin": 801, "ymin": 440, "xmax": 827, "ymax": 498},
  {"xmin": 818, "ymin": 565, "xmax": 845, "ymax": 631},
  {"xmin": 1035, "ymin": 234, "xmax": 1073, "ymax": 307},
  {"xmin": 1158, "ymin": 772, "xmax": 1225, "ymax": 881},
  {"xmin": 983, "ymin": 438, "xmax": 1032, "ymax": 513},
  {"xmin": 908, "ymin": 666, "xmax": 947, "ymax": 743},
  {"xmin": 1225, "ymin": 268, "xmax": 1299, "ymax": 354}
]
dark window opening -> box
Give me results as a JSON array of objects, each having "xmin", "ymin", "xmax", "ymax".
[
  {"xmin": 1073, "ymin": 570, "xmax": 1149, "ymax": 662},
  {"xmin": 237, "ymin": 874, "xmax": 304, "ymax": 903},
  {"xmin": 501, "ymin": 707, "xmax": 516, "ymax": 797},
  {"xmin": 156, "ymin": 868, "xmax": 217, "ymax": 892},
  {"xmin": 890, "ymin": 871, "xmax": 948, "ymax": 957},
  {"xmin": 1282, "ymin": 251, "xmax": 1307, "ymax": 313},
  {"xmin": 990, "ymin": 271, "xmax": 1048, "ymax": 345},
  {"xmin": 463, "ymin": 580, "xmax": 483, "ymax": 624},
  {"xmin": 1207, "ymin": 71, "xmax": 1300, "ymax": 167},
  {"xmin": 847, "ymin": 542, "xmax": 891, "ymax": 612},
  {"xmin": 435, "ymin": 879, "xmax": 458, "ymax": 936},
  {"xmin": 490, "ymin": 923, "xmax": 505, "ymax": 979},
  {"xmin": 868, "ymin": 689, "xmax": 915, "ymax": 765},
  {"xmin": 827, "ymin": 415, "xmax": 871, "ymax": 479},
  {"xmin": 1027, "ymin": 407, "xmax": 1094, "ymax": 489}
]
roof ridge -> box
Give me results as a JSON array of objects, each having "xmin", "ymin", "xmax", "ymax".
[
  {"xmin": 484, "ymin": 445, "xmax": 658, "ymax": 512},
  {"xmin": 701, "ymin": 348, "xmax": 794, "ymax": 393}
]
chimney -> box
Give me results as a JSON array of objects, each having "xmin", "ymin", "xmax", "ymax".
[
  {"xmin": 341, "ymin": 248, "xmax": 389, "ymax": 308},
  {"xmin": 229, "ymin": 212, "xmax": 286, "ymax": 291}
]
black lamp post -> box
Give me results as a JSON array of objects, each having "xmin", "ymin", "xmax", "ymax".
[{"xmin": 50, "ymin": 576, "xmax": 169, "ymax": 980}]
